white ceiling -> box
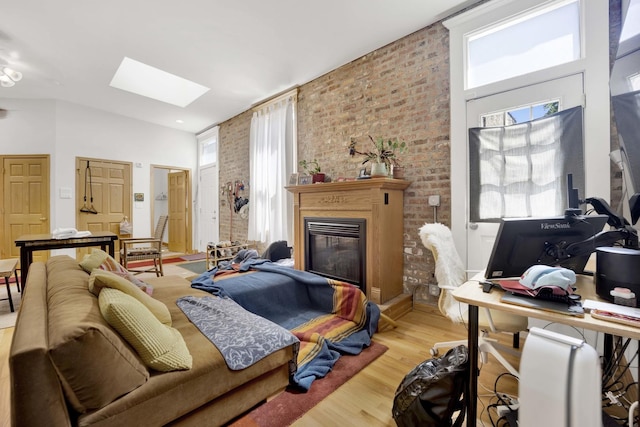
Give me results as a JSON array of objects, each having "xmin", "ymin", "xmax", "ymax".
[{"xmin": 0, "ymin": 0, "xmax": 479, "ymax": 134}]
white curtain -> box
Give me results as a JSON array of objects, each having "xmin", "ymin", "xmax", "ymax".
[{"xmin": 248, "ymin": 95, "xmax": 296, "ymax": 244}]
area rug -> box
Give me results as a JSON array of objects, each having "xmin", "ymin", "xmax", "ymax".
[
  {"xmin": 126, "ymin": 257, "xmax": 184, "ymax": 268},
  {"xmin": 228, "ymin": 340, "xmax": 388, "ymax": 427},
  {"xmin": 180, "ymin": 252, "xmax": 207, "ymax": 261},
  {"xmin": 0, "ymin": 283, "xmax": 21, "ymax": 329},
  {"xmin": 177, "ymin": 260, "xmax": 208, "ymax": 275}
]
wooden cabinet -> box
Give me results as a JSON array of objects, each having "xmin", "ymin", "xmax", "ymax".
[
  {"xmin": 286, "ymin": 178, "xmax": 410, "ymax": 304},
  {"xmin": 206, "ymin": 242, "xmax": 249, "ymax": 269}
]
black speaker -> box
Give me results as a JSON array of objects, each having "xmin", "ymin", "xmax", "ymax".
[{"xmin": 595, "ymin": 247, "xmax": 640, "ymax": 306}]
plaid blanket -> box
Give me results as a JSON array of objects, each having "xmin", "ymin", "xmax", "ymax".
[{"xmin": 191, "ymin": 260, "xmax": 380, "ymax": 390}]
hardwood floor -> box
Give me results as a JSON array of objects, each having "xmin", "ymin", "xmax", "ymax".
[
  {"xmin": 292, "ymin": 305, "xmax": 520, "ymax": 427},
  {"xmin": 0, "ymin": 304, "xmax": 520, "ymax": 427}
]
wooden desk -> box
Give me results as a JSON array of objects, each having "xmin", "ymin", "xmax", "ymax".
[
  {"xmin": 452, "ymin": 274, "xmax": 640, "ymax": 426},
  {"xmin": 15, "ymin": 232, "xmax": 118, "ymax": 289}
]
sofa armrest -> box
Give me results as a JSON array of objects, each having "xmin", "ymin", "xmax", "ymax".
[{"xmin": 10, "ymin": 262, "xmax": 72, "ymax": 427}]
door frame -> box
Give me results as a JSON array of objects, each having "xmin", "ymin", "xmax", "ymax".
[
  {"xmin": 445, "ymin": 0, "xmax": 611, "ymax": 271},
  {"xmin": 150, "ymin": 164, "xmax": 193, "ymax": 254}
]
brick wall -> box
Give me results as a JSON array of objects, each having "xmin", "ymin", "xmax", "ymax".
[
  {"xmin": 218, "ymin": 110, "xmax": 252, "ymax": 247},
  {"xmin": 216, "ymin": 7, "xmax": 621, "ymax": 305},
  {"xmin": 218, "ymin": 21, "xmax": 449, "ymax": 300}
]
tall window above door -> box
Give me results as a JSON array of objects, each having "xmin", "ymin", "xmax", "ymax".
[
  {"xmin": 466, "ymin": 0, "xmax": 582, "ymax": 89},
  {"xmin": 199, "ymin": 126, "xmax": 219, "ymax": 166}
]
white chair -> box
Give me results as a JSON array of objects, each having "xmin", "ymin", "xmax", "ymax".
[{"xmin": 418, "ymin": 223, "xmax": 527, "ymax": 378}]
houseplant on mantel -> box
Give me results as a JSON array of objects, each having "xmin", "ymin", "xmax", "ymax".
[
  {"xmin": 299, "ymin": 159, "xmax": 325, "ymax": 183},
  {"xmin": 348, "ymin": 135, "xmax": 407, "ymax": 178}
]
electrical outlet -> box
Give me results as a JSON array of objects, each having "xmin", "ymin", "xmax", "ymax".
[
  {"xmin": 428, "ymin": 195, "xmax": 440, "ymax": 206},
  {"xmin": 429, "ymin": 284, "xmax": 440, "ymax": 296}
]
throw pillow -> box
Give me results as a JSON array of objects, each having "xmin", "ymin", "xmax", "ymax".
[
  {"xmin": 88, "ymin": 269, "xmax": 172, "ymax": 326},
  {"xmin": 99, "ymin": 288, "xmax": 192, "ymax": 372},
  {"xmin": 80, "ymin": 248, "xmax": 153, "ymax": 295}
]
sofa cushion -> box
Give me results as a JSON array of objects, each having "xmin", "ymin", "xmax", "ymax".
[
  {"xmin": 46, "ymin": 256, "xmax": 149, "ymax": 414},
  {"xmin": 99, "ymin": 287, "xmax": 192, "ymax": 372},
  {"xmin": 80, "ymin": 248, "xmax": 153, "ymax": 294},
  {"xmin": 88, "ymin": 269, "xmax": 172, "ymax": 325}
]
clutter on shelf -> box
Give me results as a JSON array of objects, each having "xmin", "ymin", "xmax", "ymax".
[{"xmin": 206, "ymin": 240, "xmax": 250, "ymax": 269}]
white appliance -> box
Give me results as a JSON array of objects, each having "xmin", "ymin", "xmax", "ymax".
[{"xmin": 519, "ymin": 327, "xmax": 602, "ymax": 427}]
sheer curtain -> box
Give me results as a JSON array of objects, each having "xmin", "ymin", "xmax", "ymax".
[
  {"xmin": 468, "ymin": 106, "xmax": 584, "ymax": 221},
  {"xmin": 247, "ymin": 93, "xmax": 296, "ymax": 244}
]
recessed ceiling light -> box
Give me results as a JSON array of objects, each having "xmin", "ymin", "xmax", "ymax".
[
  {"xmin": 110, "ymin": 57, "xmax": 209, "ymax": 107},
  {"xmin": 176, "ymin": 119, "xmax": 184, "ymax": 124}
]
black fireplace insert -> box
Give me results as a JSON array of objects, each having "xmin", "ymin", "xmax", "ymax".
[{"xmin": 304, "ymin": 217, "xmax": 366, "ymax": 290}]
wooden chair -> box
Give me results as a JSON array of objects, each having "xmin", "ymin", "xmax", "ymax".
[{"xmin": 120, "ymin": 215, "xmax": 169, "ymax": 276}]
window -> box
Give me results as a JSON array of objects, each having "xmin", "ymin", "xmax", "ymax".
[
  {"xmin": 248, "ymin": 90, "xmax": 297, "ymax": 244},
  {"xmin": 470, "ymin": 106, "xmax": 584, "ymax": 220},
  {"xmin": 199, "ymin": 127, "xmax": 218, "ymax": 166},
  {"xmin": 466, "ymin": 0, "xmax": 581, "ymax": 89},
  {"xmin": 480, "ymin": 100, "xmax": 559, "ymax": 127}
]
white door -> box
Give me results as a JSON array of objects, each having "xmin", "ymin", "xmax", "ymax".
[
  {"xmin": 199, "ymin": 164, "xmax": 219, "ymax": 251},
  {"xmin": 464, "ymin": 73, "xmax": 584, "ymax": 275}
]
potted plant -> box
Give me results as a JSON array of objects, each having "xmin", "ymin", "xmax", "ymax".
[
  {"xmin": 299, "ymin": 159, "xmax": 325, "ymax": 183},
  {"xmin": 349, "ymin": 135, "xmax": 407, "ymax": 177}
]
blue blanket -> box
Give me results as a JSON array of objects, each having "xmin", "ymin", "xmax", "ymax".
[{"xmin": 191, "ymin": 259, "xmax": 380, "ymax": 390}]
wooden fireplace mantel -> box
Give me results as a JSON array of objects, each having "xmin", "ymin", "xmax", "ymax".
[{"xmin": 286, "ymin": 178, "xmax": 410, "ymax": 304}]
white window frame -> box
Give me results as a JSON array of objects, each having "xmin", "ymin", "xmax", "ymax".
[{"xmin": 444, "ymin": 0, "xmax": 611, "ymax": 264}]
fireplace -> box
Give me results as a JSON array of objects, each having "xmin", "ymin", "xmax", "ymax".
[
  {"xmin": 287, "ymin": 178, "xmax": 409, "ymax": 304},
  {"xmin": 304, "ymin": 217, "xmax": 366, "ymax": 290}
]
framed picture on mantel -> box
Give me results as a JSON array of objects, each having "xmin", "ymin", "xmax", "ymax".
[
  {"xmin": 289, "ymin": 173, "xmax": 298, "ymax": 186},
  {"xmin": 298, "ymin": 175, "xmax": 311, "ymax": 185}
]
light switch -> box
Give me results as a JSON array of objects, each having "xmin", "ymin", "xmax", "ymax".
[{"xmin": 59, "ymin": 187, "xmax": 73, "ymax": 199}]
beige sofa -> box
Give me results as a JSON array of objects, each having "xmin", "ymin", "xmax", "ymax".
[{"xmin": 10, "ymin": 256, "xmax": 296, "ymax": 427}]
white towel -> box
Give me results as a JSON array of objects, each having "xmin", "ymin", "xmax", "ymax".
[{"xmin": 52, "ymin": 228, "xmax": 92, "ymax": 239}]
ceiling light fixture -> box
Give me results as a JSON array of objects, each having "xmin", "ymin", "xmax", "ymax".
[{"xmin": 0, "ymin": 66, "xmax": 22, "ymax": 88}]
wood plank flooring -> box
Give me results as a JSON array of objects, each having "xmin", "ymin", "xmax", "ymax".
[{"xmin": 292, "ymin": 305, "xmax": 520, "ymax": 427}]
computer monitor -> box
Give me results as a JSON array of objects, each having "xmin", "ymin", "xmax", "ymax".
[{"xmin": 485, "ymin": 214, "xmax": 609, "ymax": 279}]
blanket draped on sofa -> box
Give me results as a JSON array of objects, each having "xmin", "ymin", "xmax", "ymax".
[{"xmin": 191, "ymin": 260, "xmax": 380, "ymax": 390}]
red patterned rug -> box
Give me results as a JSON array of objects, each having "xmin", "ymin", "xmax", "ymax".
[
  {"xmin": 228, "ymin": 340, "xmax": 388, "ymax": 427},
  {"xmin": 125, "ymin": 257, "xmax": 184, "ymax": 268}
]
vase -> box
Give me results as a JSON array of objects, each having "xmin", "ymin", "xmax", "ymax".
[
  {"xmin": 391, "ymin": 165, "xmax": 405, "ymax": 179},
  {"xmin": 312, "ymin": 173, "xmax": 325, "ymax": 183},
  {"xmin": 370, "ymin": 162, "xmax": 388, "ymax": 177}
]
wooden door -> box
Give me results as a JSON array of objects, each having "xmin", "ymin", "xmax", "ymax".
[
  {"xmin": 1, "ymin": 155, "xmax": 50, "ymax": 260},
  {"xmin": 199, "ymin": 164, "xmax": 219, "ymax": 251},
  {"xmin": 168, "ymin": 171, "xmax": 187, "ymax": 253},
  {"xmin": 76, "ymin": 158, "xmax": 132, "ymax": 259}
]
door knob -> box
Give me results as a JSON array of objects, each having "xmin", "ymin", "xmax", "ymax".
[
  {"xmin": 40, "ymin": 217, "xmax": 47, "ymax": 221},
  {"xmin": 469, "ymin": 222, "xmax": 478, "ymax": 230}
]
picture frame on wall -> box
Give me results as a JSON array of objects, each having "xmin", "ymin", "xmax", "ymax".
[
  {"xmin": 289, "ymin": 173, "xmax": 299, "ymax": 186},
  {"xmin": 298, "ymin": 175, "xmax": 312, "ymax": 185}
]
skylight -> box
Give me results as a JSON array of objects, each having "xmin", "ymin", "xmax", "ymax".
[{"xmin": 109, "ymin": 57, "xmax": 209, "ymax": 107}]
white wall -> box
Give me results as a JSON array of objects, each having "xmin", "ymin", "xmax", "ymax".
[{"xmin": 0, "ymin": 98, "xmax": 198, "ymax": 252}]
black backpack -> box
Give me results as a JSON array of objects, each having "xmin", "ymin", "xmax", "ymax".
[{"xmin": 392, "ymin": 345, "xmax": 469, "ymax": 427}]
